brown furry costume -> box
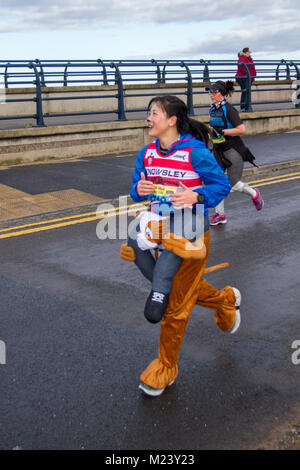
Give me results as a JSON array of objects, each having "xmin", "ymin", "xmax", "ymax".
[{"xmin": 120, "ymin": 221, "xmax": 237, "ymax": 391}]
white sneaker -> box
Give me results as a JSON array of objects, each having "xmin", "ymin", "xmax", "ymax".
[
  {"xmin": 139, "ymin": 380, "xmax": 175, "ymax": 397},
  {"xmin": 228, "ymin": 288, "xmax": 241, "ymax": 334}
]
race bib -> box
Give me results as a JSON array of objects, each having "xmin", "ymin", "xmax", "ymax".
[{"xmin": 152, "ymin": 184, "xmax": 177, "ymax": 197}]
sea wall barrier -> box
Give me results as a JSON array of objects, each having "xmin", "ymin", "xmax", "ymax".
[
  {"xmin": 0, "ymin": 80, "xmax": 295, "ymax": 120},
  {"xmin": 1, "ymin": 58, "xmax": 300, "ymax": 125}
]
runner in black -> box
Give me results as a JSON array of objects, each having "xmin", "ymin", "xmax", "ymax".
[{"xmin": 206, "ymin": 80, "xmax": 264, "ymax": 226}]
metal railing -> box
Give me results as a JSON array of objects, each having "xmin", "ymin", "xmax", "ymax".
[{"xmin": 0, "ymin": 58, "xmax": 299, "ymax": 127}]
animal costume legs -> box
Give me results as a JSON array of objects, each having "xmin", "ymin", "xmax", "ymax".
[
  {"xmin": 196, "ymin": 279, "xmax": 236, "ymax": 332},
  {"xmin": 139, "ymin": 231, "xmax": 238, "ymax": 390}
]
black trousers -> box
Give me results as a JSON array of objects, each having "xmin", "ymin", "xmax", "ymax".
[{"xmin": 236, "ymin": 77, "xmax": 247, "ymax": 110}]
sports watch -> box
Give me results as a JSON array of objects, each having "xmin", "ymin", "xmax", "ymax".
[{"xmin": 197, "ymin": 192, "xmax": 205, "ymax": 203}]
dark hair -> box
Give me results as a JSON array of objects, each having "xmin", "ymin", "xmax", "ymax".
[
  {"xmin": 214, "ymin": 80, "xmax": 235, "ymax": 97},
  {"xmin": 148, "ymin": 95, "xmax": 210, "ymax": 146},
  {"xmin": 242, "ymin": 47, "xmax": 250, "ymax": 53},
  {"xmin": 224, "ymin": 80, "xmax": 235, "ymax": 97}
]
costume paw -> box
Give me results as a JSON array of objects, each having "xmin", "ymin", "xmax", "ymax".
[
  {"xmin": 120, "ymin": 243, "xmax": 136, "ymax": 262},
  {"xmin": 162, "ymin": 233, "xmax": 207, "ymax": 259}
]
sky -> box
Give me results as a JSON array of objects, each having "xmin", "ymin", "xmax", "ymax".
[{"xmin": 0, "ymin": 0, "xmax": 300, "ymax": 61}]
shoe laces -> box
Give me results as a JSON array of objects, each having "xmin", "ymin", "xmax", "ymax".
[
  {"xmin": 152, "ymin": 292, "xmax": 165, "ymax": 303},
  {"xmin": 211, "ymin": 212, "xmax": 220, "ymax": 221}
]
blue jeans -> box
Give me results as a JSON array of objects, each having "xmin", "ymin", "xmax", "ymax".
[{"xmin": 128, "ymin": 209, "xmax": 209, "ymax": 294}]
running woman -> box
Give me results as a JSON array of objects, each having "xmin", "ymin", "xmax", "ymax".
[{"xmin": 127, "ymin": 95, "xmax": 237, "ymax": 323}]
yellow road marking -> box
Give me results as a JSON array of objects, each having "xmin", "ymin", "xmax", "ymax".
[
  {"xmin": 250, "ymin": 175, "xmax": 300, "ymax": 187},
  {"xmin": 0, "ymin": 206, "xmax": 147, "ymax": 239},
  {"xmin": 0, "ymin": 211, "xmax": 97, "ymax": 233},
  {"xmin": 0, "ymin": 202, "xmax": 148, "ymax": 234},
  {"xmin": 0, "ymin": 171, "xmax": 299, "ymax": 239},
  {"xmin": 248, "ymin": 171, "xmax": 300, "ymax": 185}
]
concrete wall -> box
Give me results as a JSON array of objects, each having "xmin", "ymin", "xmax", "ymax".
[
  {"xmin": 1, "ymin": 80, "xmax": 294, "ymax": 117},
  {"xmin": 0, "ymin": 109, "xmax": 300, "ymax": 165}
]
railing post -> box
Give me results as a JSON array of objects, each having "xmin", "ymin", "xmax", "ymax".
[
  {"xmin": 28, "ymin": 61, "xmax": 46, "ymax": 127},
  {"xmin": 97, "ymin": 59, "xmax": 108, "ymax": 85},
  {"xmin": 200, "ymin": 59, "xmax": 210, "ymax": 82},
  {"xmin": 4, "ymin": 62, "xmax": 10, "ymax": 88},
  {"xmin": 161, "ymin": 61, "xmax": 169, "ymax": 84},
  {"xmin": 286, "ymin": 62, "xmax": 291, "ymax": 80},
  {"xmin": 203, "ymin": 64, "xmax": 210, "ymax": 82},
  {"xmin": 241, "ymin": 62, "xmax": 253, "ymax": 112},
  {"xmin": 63, "ymin": 62, "xmax": 70, "ymax": 86},
  {"xmin": 151, "ymin": 59, "xmax": 162, "ymax": 84},
  {"xmin": 110, "ymin": 62, "xmax": 126, "ymax": 120},
  {"xmin": 35, "ymin": 59, "xmax": 46, "ymax": 86},
  {"xmin": 181, "ymin": 61, "xmax": 194, "ymax": 116},
  {"xmin": 275, "ymin": 61, "xmax": 281, "ymax": 80},
  {"xmin": 114, "ymin": 61, "xmax": 122, "ymax": 86}
]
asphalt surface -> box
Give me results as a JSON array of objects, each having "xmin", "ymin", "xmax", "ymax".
[
  {"xmin": 0, "ymin": 132, "xmax": 299, "ymax": 451},
  {"xmin": 0, "ymin": 131, "xmax": 299, "ymax": 202}
]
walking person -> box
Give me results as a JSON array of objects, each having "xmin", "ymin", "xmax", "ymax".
[
  {"xmin": 235, "ymin": 47, "xmax": 256, "ymax": 111},
  {"xmin": 206, "ymin": 80, "xmax": 264, "ymax": 226}
]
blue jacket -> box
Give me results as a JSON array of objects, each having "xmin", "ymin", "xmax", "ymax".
[{"xmin": 130, "ymin": 133, "xmax": 231, "ymax": 215}]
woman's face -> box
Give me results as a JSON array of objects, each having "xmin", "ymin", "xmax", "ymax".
[
  {"xmin": 147, "ymin": 102, "xmax": 173, "ymax": 139},
  {"xmin": 209, "ymin": 90, "xmax": 224, "ymax": 104}
]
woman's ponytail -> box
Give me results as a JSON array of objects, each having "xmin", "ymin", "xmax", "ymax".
[
  {"xmin": 224, "ymin": 80, "xmax": 234, "ymax": 97},
  {"xmin": 186, "ymin": 118, "xmax": 210, "ymax": 147}
]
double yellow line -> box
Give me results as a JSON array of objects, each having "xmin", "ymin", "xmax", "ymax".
[
  {"xmin": 0, "ymin": 201, "xmax": 148, "ymax": 239},
  {"xmin": 0, "ymin": 170, "xmax": 299, "ymax": 240},
  {"xmin": 246, "ymin": 170, "xmax": 300, "ymax": 187}
]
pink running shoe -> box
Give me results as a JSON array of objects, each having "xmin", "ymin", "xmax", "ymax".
[
  {"xmin": 210, "ymin": 212, "xmax": 227, "ymax": 226},
  {"xmin": 251, "ymin": 189, "xmax": 264, "ymax": 210}
]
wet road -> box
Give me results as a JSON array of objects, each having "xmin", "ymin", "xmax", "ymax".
[
  {"xmin": 0, "ymin": 131, "xmax": 299, "ymax": 203},
  {"xmin": 0, "ymin": 167, "xmax": 299, "ymax": 450}
]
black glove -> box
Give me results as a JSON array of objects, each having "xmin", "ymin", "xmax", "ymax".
[
  {"xmin": 212, "ymin": 128, "xmax": 224, "ymax": 138},
  {"xmin": 211, "ymin": 128, "xmax": 225, "ymax": 144}
]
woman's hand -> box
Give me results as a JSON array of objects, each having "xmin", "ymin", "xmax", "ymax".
[
  {"xmin": 137, "ymin": 172, "xmax": 154, "ymax": 196},
  {"xmin": 170, "ymin": 182, "xmax": 198, "ymax": 209}
]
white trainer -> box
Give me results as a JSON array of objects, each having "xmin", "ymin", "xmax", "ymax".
[
  {"xmin": 139, "ymin": 380, "xmax": 175, "ymax": 397},
  {"xmin": 229, "ymin": 287, "xmax": 241, "ymax": 334}
]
